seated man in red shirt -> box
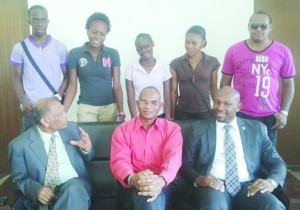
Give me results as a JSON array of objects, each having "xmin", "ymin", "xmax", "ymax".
[{"xmin": 110, "ymin": 86, "xmax": 183, "ymax": 210}]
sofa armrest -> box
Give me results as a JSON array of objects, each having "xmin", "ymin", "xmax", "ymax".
[
  {"xmin": 280, "ymin": 166, "xmax": 300, "ymax": 210},
  {"xmin": 0, "ymin": 175, "xmax": 21, "ymax": 210}
]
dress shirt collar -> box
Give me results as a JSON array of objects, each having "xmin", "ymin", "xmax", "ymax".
[
  {"xmin": 135, "ymin": 117, "xmax": 159, "ymax": 131},
  {"xmin": 37, "ymin": 126, "xmax": 60, "ymax": 145},
  {"xmin": 216, "ymin": 117, "xmax": 239, "ymax": 132}
]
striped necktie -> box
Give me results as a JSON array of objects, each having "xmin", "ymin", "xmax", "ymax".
[{"xmin": 224, "ymin": 124, "xmax": 241, "ymax": 196}]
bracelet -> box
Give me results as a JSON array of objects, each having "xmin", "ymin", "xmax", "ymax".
[{"xmin": 118, "ymin": 112, "xmax": 126, "ymax": 117}]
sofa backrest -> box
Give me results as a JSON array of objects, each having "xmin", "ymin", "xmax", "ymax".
[
  {"xmin": 78, "ymin": 120, "xmax": 195, "ymax": 158},
  {"xmin": 78, "ymin": 122, "xmax": 122, "ymax": 160},
  {"xmin": 77, "ymin": 120, "xmax": 195, "ymax": 199},
  {"xmin": 78, "ymin": 122, "xmax": 121, "ymax": 198}
]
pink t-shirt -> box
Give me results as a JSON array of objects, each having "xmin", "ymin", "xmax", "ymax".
[
  {"xmin": 222, "ymin": 41, "xmax": 295, "ymax": 117},
  {"xmin": 110, "ymin": 117, "xmax": 183, "ymax": 187}
]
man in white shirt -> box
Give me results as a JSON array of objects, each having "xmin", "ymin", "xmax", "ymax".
[
  {"xmin": 9, "ymin": 97, "xmax": 93, "ymax": 210},
  {"xmin": 181, "ymin": 86, "xmax": 286, "ymax": 210}
]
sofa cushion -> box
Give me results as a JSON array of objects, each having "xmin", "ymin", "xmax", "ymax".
[
  {"xmin": 78, "ymin": 122, "xmax": 121, "ymax": 160},
  {"xmin": 86, "ymin": 160, "xmax": 119, "ymax": 197}
]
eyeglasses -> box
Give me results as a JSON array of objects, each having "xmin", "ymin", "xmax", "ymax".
[
  {"xmin": 138, "ymin": 100, "xmax": 161, "ymax": 107},
  {"xmin": 249, "ymin": 23, "xmax": 268, "ymax": 30},
  {"xmin": 29, "ymin": 18, "xmax": 48, "ymax": 24},
  {"xmin": 136, "ymin": 44, "xmax": 151, "ymax": 52}
]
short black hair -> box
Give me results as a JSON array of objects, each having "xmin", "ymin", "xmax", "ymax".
[
  {"xmin": 186, "ymin": 25, "xmax": 206, "ymax": 40},
  {"xmin": 135, "ymin": 33, "xmax": 154, "ymax": 46},
  {"xmin": 250, "ymin": 11, "xmax": 272, "ymax": 24},
  {"xmin": 85, "ymin": 12, "xmax": 111, "ymax": 32},
  {"xmin": 28, "ymin": 5, "xmax": 48, "ymax": 18},
  {"xmin": 186, "ymin": 25, "xmax": 207, "ymax": 47}
]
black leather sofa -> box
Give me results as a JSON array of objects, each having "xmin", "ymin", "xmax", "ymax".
[
  {"xmin": 13, "ymin": 120, "xmax": 289, "ymax": 210},
  {"xmin": 80, "ymin": 120, "xmax": 195, "ymax": 210},
  {"xmin": 80, "ymin": 120, "xmax": 290, "ymax": 210}
]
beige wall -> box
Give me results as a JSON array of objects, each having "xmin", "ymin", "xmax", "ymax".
[{"xmin": 255, "ymin": 0, "xmax": 300, "ymax": 164}]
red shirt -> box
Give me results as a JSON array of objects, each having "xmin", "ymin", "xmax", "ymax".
[{"xmin": 110, "ymin": 117, "xmax": 183, "ymax": 187}]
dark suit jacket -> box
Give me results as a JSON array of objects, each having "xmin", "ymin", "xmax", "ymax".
[
  {"xmin": 8, "ymin": 122, "xmax": 94, "ymax": 209},
  {"xmin": 180, "ymin": 117, "xmax": 286, "ymax": 188}
]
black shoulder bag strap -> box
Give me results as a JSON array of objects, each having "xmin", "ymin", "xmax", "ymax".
[
  {"xmin": 181, "ymin": 67, "xmax": 213, "ymax": 117},
  {"xmin": 20, "ymin": 41, "xmax": 57, "ymax": 94}
]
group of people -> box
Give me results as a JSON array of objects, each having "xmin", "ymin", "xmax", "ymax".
[
  {"xmin": 8, "ymin": 4, "xmax": 295, "ymax": 210},
  {"xmin": 9, "ymin": 86, "xmax": 287, "ymax": 210}
]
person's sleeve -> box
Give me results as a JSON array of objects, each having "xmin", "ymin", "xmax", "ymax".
[
  {"xmin": 59, "ymin": 43, "xmax": 68, "ymax": 68},
  {"xmin": 8, "ymin": 141, "xmax": 43, "ymax": 205},
  {"xmin": 125, "ymin": 63, "xmax": 133, "ymax": 80},
  {"xmin": 212, "ymin": 57, "xmax": 221, "ymax": 71},
  {"xmin": 259, "ymin": 122, "xmax": 287, "ymax": 187},
  {"xmin": 10, "ymin": 43, "xmax": 24, "ymax": 66},
  {"xmin": 159, "ymin": 123, "xmax": 183, "ymax": 185},
  {"xmin": 163, "ymin": 63, "xmax": 172, "ymax": 81},
  {"xmin": 67, "ymin": 49, "xmax": 78, "ymax": 70},
  {"xmin": 221, "ymin": 47, "xmax": 234, "ymax": 75},
  {"xmin": 110, "ymin": 126, "xmax": 134, "ymax": 188},
  {"xmin": 169, "ymin": 58, "xmax": 178, "ymax": 72},
  {"xmin": 280, "ymin": 47, "xmax": 296, "ymax": 78},
  {"xmin": 111, "ymin": 49, "xmax": 121, "ymax": 68},
  {"xmin": 180, "ymin": 123, "xmax": 202, "ymax": 183}
]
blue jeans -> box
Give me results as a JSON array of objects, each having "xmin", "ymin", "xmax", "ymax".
[
  {"xmin": 119, "ymin": 183, "xmax": 176, "ymax": 210},
  {"xmin": 192, "ymin": 181, "xmax": 285, "ymax": 210}
]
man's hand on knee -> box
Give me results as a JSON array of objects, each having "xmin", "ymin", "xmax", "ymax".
[
  {"xmin": 138, "ymin": 176, "xmax": 166, "ymax": 202},
  {"xmin": 37, "ymin": 187, "xmax": 57, "ymax": 205},
  {"xmin": 195, "ymin": 174, "xmax": 225, "ymax": 192},
  {"xmin": 247, "ymin": 179, "xmax": 276, "ymax": 197},
  {"xmin": 130, "ymin": 169, "xmax": 154, "ymax": 191}
]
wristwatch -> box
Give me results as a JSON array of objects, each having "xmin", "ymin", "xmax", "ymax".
[
  {"xmin": 280, "ymin": 110, "xmax": 288, "ymax": 116},
  {"xmin": 54, "ymin": 94, "xmax": 62, "ymax": 101},
  {"xmin": 126, "ymin": 174, "xmax": 134, "ymax": 186}
]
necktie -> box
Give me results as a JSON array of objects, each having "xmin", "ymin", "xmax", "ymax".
[
  {"xmin": 40, "ymin": 135, "xmax": 59, "ymax": 210},
  {"xmin": 224, "ymin": 124, "xmax": 241, "ymax": 196}
]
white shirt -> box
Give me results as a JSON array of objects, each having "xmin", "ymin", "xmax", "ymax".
[
  {"xmin": 38, "ymin": 127, "xmax": 78, "ymax": 185},
  {"xmin": 125, "ymin": 60, "xmax": 172, "ymax": 116},
  {"xmin": 210, "ymin": 118, "xmax": 252, "ymax": 182}
]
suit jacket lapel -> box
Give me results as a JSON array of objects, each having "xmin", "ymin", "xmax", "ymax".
[
  {"xmin": 237, "ymin": 118, "xmax": 251, "ymax": 167},
  {"xmin": 28, "ymin": 126, "xmax": 48, "ymax": 166},
  {"xmin": 207, "ymin": 119, "xmax": 217, "ymax": 171}
]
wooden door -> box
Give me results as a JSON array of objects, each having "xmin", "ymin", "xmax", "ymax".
[
  {"xmin": 255, "ymin": 0, "xmax": 300, "ymax": 164},
  {"xmin": 0, "ymin": 0, "xmax": 29, "ymax": 173}
]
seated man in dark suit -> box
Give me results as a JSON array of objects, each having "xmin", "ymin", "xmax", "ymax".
[
  {"xmin": 9, "ymin": 97, "xmax": 94, "ymax": 210},
  {"xmin": 181, "ymin": 86, "xmax": 286, "ymax": 210}
]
